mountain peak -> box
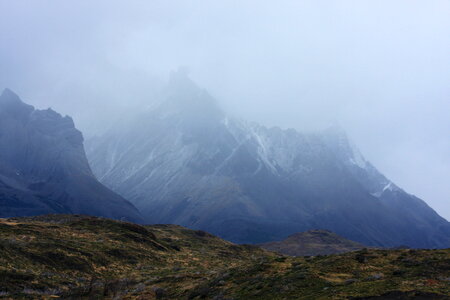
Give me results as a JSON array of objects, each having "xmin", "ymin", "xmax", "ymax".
[
  {"xmin": 167, "ymin": 67, "xmax": 199, "ymax": 95},
  {"xmin": 155, "ymin": 69, "xmax": 224, "ymax": 124},
  {"xmin": 0, "ymin": 88, "xmax": 34, "ymax": 117},
  {"xmin": 1, "ymin": 87, "xmax": 18, "ymax": 98},
  {"xmin": 1, "ymin": 88, "xmax": 24, "ymax": 105}
]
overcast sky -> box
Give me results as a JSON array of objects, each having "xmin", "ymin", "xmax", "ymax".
[{"xmin": 0, "ymin": 0, "xmax": 449, "ymax": 220}]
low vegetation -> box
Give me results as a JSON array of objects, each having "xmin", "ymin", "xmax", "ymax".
[{"xmin": 0, "ymin": 215, "xmax": 449, "ymax": 299}]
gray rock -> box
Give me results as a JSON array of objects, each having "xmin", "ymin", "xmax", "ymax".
[
  {"xmin": 152, "ymin": 286, "xmax": 166, "ymax": 299},
  {"xmin": 366, "ymin": 273, "xmax": 384, "ymax": 281}
]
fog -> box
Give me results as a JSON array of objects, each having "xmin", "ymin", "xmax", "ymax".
[{"xmin": 0, "ymin": 0, "xmax": 449, "ymax": 220}]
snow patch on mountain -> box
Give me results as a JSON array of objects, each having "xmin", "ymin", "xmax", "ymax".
[{"xmin": 348, "ymin": 140, "xmax": 367, "ymax": 169}]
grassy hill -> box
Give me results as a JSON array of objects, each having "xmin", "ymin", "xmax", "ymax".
[
  {"xmin": 260, "ymin": 229, "xmax": 366, "ymax": 256},
  {"xmin": 0, "ymin": 215, "xmax": 449, "ymax": 299}
]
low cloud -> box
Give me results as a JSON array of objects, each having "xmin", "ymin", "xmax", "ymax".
[{"xmin": 0, "ymin": 0, "xmax": 449, "ymax": 219}]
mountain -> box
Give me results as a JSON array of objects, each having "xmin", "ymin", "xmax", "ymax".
[
  {"xmin": 260, "ymin": 229, "xmax": 366, "ymax": 256},
  {"xmin": 86, "ymin": 71, "xmax": 450, "ymax": 248},
  {"xmin": 1, "ymin": 215, "xmax": 450, "ymax": 299},
  {"xmin": 0, "ymin": 89, "xmax": 143, "ymax": 222}
]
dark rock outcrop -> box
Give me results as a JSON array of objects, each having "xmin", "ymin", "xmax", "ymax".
[{"xmin": 0, "ymin": 89, "xmax": 143, "ymax": 222}]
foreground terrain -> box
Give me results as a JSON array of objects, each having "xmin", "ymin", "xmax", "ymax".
[{"xmin": 0, "ymin": 215, "xmax": 449, "ymax": 299}]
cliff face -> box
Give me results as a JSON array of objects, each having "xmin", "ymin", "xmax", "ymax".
[{"xmin": 0, "ymin": 89, "xmax": 143, "ymax": 222}]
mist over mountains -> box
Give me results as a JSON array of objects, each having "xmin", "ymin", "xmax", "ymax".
[
  {"xmin": 2, "ymin": 1, "xmax": 449, "ymax": 223},
  {"xmin": 1, "ymin": 2, "xmax": 450, "ymax": 299},
  {"xmin": 1, "ymin": 76, "xmax": 448, "ymax": 249},
  {"xmin": 85, "ymin": 72, "xmax": 450, "ymax": 248}
]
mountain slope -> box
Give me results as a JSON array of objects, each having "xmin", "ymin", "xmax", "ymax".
[
  {"xmin": 0, "ymin": 215, "xmax": 449, "ymax": 299},
  {"xmin": 86, "ymin": 72, "xmax": 450, "ymax": 248},
  {"xmin": 260, "ymin": 229, "xmax": 366, "ymax": 256},
  {"xmin": 0, "ymin": 89, "xmax": 143, "ymax": 222}
]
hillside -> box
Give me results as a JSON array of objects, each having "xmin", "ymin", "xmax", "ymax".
[
  {"xmin": 260, "ymin": 229, "xmax": 366, "ymax": 256},
  {"xmin": 0, "ymin": 215, "xmax": 449, "ymax": 299}
]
